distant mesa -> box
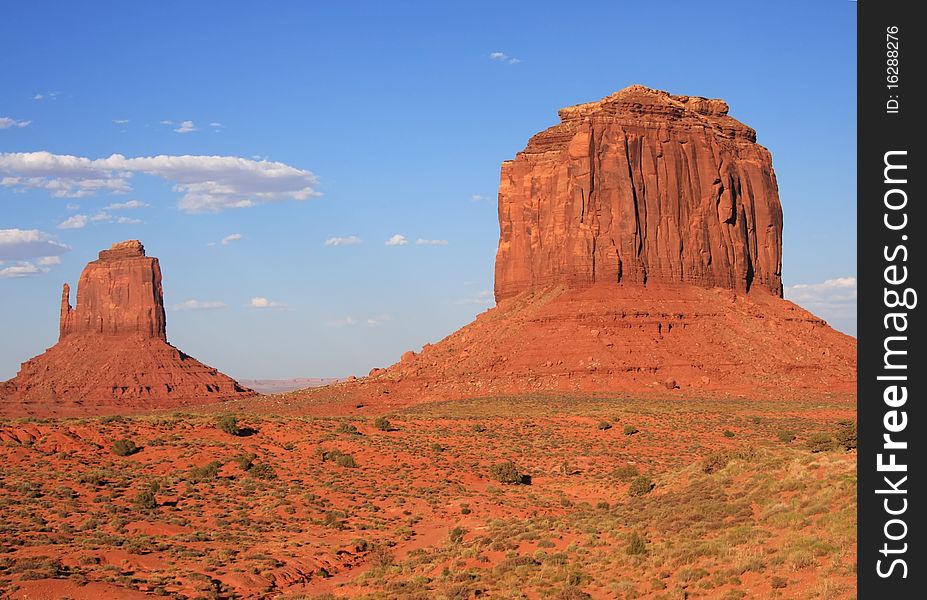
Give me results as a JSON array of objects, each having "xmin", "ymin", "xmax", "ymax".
[
  {"xmin": 307, "ymin": 85, "xmax": 855, "ymax": 404},
  {"xmin": 239, "ymin": 378, "xmax": 343, "ymax": 395},
  {"xmin": 0, "ymin": 240, "xmax": 256, "ymax": 416}
]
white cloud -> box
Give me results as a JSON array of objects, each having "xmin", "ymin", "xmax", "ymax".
[
  {"xmin": 784, "ymin": 276, "xmax": 857, "ymax": 331},
  {"xmin": 489, "ymin": 51, "xmax": 521, "ymax": 64},
  {"xmin": 0, "ymin": 262, "xmax": 45, "ymax": 278},
  {"xmin": 325, "ymin": 314, "xmax": 391, "ymax": 327},
  {"xmin": 326, "ymin": 316, "xmax": 358, "ymax": 327},
  {"xmin": 113, "ymin": 119, "xmax": 130, "ymax": 124},
  {"xmin": 470, "ymin": 194, "xmax": 490, "ymax": 202},
  {"xmin": 57, "ymin": 214, "xmax": 88, "ymax": 229},
  {"xmin": 73, "ymin": 212, "xmax": 143, "ymax": 226},
  {"xmin": 174, "ymin": 120, "xmax": 197, "ymax": 133},
  {"xmin": 366, "ymin": 314, "xmax": 392, "ymax": 327},
  {"xmin": 38, "ymin": 256, "xmax": 61, "ymax": 265},
  {"xmin": 325, "ymin": 235, "xmax": 362, "ymax": 247},
  {"xmin": 249, "ymin": 297, "xmax": 282, "ymax": 309},
  {"xmin": 385, "ymin": 234, "xmax": 409, "ymax": 246},
  {"xmin": 416, "ymin": 238, "xmax": 448, "ymax": 246},
  {"xmin": 104, "ymin": 199, "xmax": 148, "ymax": 210},
  {"xmin": 785, "ymin": 277, "xmax": 856, "ymax": 301},
  {"xmin": 0, "ymin": 151, "xmax": 320, "ymax": 213},
  {"xmin": 0, "ymin": 117, "xmax": 32, "ymax": 129},
  {"xmin": 0, "ymin": 229, "xmax": 70, "ymax": 260},
  {"xmin": 454, "ymin": 289, "xmax": 495, "ymax": 306},
  {"xmin": 221, "ymin": 233, "xmax": 243, "ymax": 245},
  {"xmin": 159, "ymin": 120, "xmax": 174, "ymax": 125},
  {"xmin": 32, "ymin": 94, "xmax": 44, "ymax": 101},
  {"xmin": 32, "ymin": 91, "xmax": 59, "ymax": 101},
  {"xmin": 210, "ymin": 122, "xmax": 223, "ymax": 128},
  {"xmin": 66, "ymin": 203, "xmax": 80, "ymax": 211},
  {"xmin": 171, "ymin": 299, "xmax": 227, "ymax": 311}
]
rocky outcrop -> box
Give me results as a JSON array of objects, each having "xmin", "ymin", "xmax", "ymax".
[
  {"xmin": 495, "ymin": 85, "xmax": 783, "ymax": 301},
  {"xmin": 59, "ymin": 240, "xmax": 166, "ymax": 340},
  {"xmin": 1, "ymin": 241, "xmax": 256, "ymax": 416}
]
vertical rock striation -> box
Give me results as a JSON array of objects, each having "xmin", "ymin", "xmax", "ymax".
[
  {"xmin": 59, "ymin": 240, "xmax": 166, "ymax": 340},
  {"xmin": 494, "ymin": 85, "xmax": 783, "ymax": 301}
]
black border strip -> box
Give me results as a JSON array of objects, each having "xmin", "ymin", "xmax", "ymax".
[{"xmin": 858, "ymin": 0, "xmax": 923, "ymax": 596}]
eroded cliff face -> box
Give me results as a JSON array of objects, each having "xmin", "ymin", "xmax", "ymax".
[
  {"xmin": 494, "ymin": 85, "xmax": 783, "ymax": 301},
  {"xmin": 1, "ymin": 240, "xmax": 255, "ymax": 416},
  {"xmin": 59, "ymin": 240, "xmax": 167, "ymax": 340}
]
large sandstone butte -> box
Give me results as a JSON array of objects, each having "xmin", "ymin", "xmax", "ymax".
[
  {"xmin": 495, "ymin": 85, "xmax": 783, "ymax": 299},
  {"xmin": 0, "ymin": 241, "xmax": 255, "ymax": 416},
  {"xmin": 285, "ymin": 86, "xmax": 854, "ymax": 410}
]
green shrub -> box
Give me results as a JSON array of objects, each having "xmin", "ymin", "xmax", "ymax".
[
  {"xmin": 134, "ymin": 489, "xmax": 157, "ymax": 510},
  {"xmin": 834, "ymin": 420, "xmax": 857, "ymax": 450},
  {"xmin": 430, "ymin": 442, "xmax": 445, "ymax": 452},
  {"xmin": 249, "ymin": 463, "xmax": 277, "ymax": 480},
  {"xmin": 323, "ymin": 510, "xmax": 344, "ymax": 529},
  {"xmin": 557, "ymin": 585, "xmax": 592, "ymax": 599},
  {"xmin": 777, "ymin": 429, "xmax": 797, "ymax": 443},
  {"xmin": 472, "ymin": 423, "xmax": 486, "ymax": 433},
  {"xmin": 623, "ymin": 425, "xmax": 639, "ymax": 436},
  {"xmin": 489, "ymin": 460, "xmax": 528, "ymax": 485},
  {"xmin": 612, "ymin": 464, "xmax": 640, "ymax": 481},
  {"xmin": 628, "ymin": 475, "xmax": 654, "ymax": 497},
  {"xmin": 187, "ymin": 461, "xmax": 222, "ymax": 482},
  {"xmin": 112, "ymin": 439, "xmax": 139, "ymax": 456},
  {"xmin": 723, "ymin": 429, "xmax": 736, "ymax": 438},
  {"xmin": 335, "ymin": 454, "xmax": 357, "ymax": 468},
  {"xmin": 626, "ymin": 531, "xmax": 647, "ymax": 555},
  {"xmin": 449, "ymin": 526, "xmax": 467, "ymax": 544},
  {"xmin": 79, "ymin": 471, "xmax": 108, "ymax": 486},
  {"xmin": 216, "ymin": 414, "xmax": 240, "ymax": 436},
  {"xmin": 369, "ymin": 546, "xmax": 394, "ymax": 569},
  {"xmin": 235, "ymin": 452, "xmax": 256, "ymax": 471},
  {"xmin": 806, "ymin": 432, "xmax": 837, "ymax": 453},
  {"xmin": 597, "ymin": 421, "xmax": 613, "ymax": 430},
  {"xmin": 373, "ymin": 416, "xmax": 393, "ymax": 431},
  {"xmin": 702, "ymin": 447, "xmax": 758, "ymax": 473},
  {"xmin": 336, "ymin": 422, "xmax": 359, "ymax": 435},
  {"xmin": 701, "ymin": 452, "xmax": 729, "ymax": 474},
  {"xmin": 319, "ymin": 447, "xmax": 359, "ymax": 467},
  {"xmin": 771, "ymin": 575, "xmax": 788, "ymax": 589}
]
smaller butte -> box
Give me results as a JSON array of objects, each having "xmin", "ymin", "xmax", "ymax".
[{"xmin": 0, "ymin": 240, "xmax": 256, "ymax": 416}]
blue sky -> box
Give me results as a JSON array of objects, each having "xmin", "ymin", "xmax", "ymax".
[{"xmin": 0, "ymin": 1, "xmax": 857, "ymax": 380}]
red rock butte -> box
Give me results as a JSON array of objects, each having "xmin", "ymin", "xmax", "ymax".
[
  {"xmin": 0, "ymin": 240, "xmax": 255, "ymax": 416},
  {"xmin": 295, "ymin": 86, "xmax": 855, "ymax": 408},
  {"xmin": 495, "ymin": 85, "xmax": 783, "ymax": 299}
]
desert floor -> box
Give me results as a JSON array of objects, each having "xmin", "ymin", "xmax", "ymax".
[{"xmin": 0, "ymin": 392, "xmax": 856, "ymax": 599}]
